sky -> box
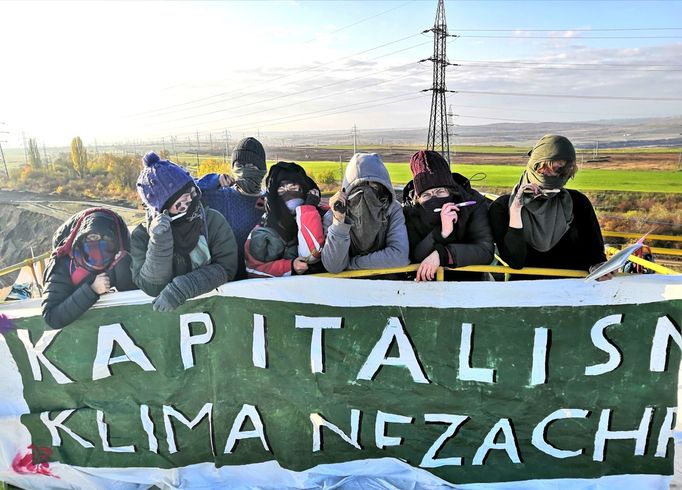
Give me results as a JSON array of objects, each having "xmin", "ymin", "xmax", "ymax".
[{"xmin": 0, "ymin": 0, "xmax": 681, "ymax": 147}]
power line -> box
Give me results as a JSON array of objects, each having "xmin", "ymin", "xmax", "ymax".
[
  {"xmin": 155, "ymin": 92, "xmax": 425, "ymax": 139},
  {"xmin": 459, "ymin": 35, "xmax": 682, "ymax": 39},
  {"xmin": 454, "ymin": 63, "xmax": 682, "ymax": 72},
  {"xmin": 456, "ymin": 27, "xmax": 682, "ymax": 32},
  {"xmin": 454, "ymin": 90, "xmax": 682, "ymax": 102},
  {"xmin": 141, "ymin": 60, "xmax": 423, "ymax": 135},
  {"xmin": 129, "ymin": 32, "xmax": 425, "ymax": 118},
  {"xmin": 434, "ymin": 102, "xmax": 659, "ymax": 118},
  {"xmin": 299, "ymin": 0, "xmax": 414, "ymax": 43},
  {"xmin": 451, "ymin": 59, "xmax": 682, "ymax": 68},
  {"xmin": 136, "ymin": 41, "xmax": 431, "ymax": 125},
  {"xmin": 160, "ymin": 69, "xmax": 421, "ymax": 135}
]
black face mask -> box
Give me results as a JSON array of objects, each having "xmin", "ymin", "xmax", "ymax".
[
  {"xmin": 418, "ymin": 196, "xmax": 453, "ymax": 226},
  {"xmin": 279, "ymin": 190, "xmax": 304, "ymax": 203}
]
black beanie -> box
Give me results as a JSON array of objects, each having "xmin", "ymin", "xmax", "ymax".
[
  {"xmin": 232, "ymin": 137, "xmax": 266, "ymax": 171},
  {"xmin": 409, "ymin": 150, "xmax": 456, "ymax": 196}
]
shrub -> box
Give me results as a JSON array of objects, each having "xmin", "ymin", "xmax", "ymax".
[{"xmin": 198, "ymin": 159, "xmax": 230, "ymax": 177}]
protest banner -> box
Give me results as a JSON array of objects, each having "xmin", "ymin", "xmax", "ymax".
[{"xmin": 1, "ymin": 275, "xmax": 681, "ymax": 489}]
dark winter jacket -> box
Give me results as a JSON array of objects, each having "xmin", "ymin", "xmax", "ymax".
[
  {"xmin": 41, "ymin": 208, "xmax": 135, "ymax": 329},
  {"xmin": 402, "ymin": 173, "xmax": 494, "ymax": 280},
  {"xmin": 130, "ymin": 207, "xmax": 238, "ymax": 297},
  {"xmin": 488, "ymin": 189, "xmax": 607, "ymax": 279}
]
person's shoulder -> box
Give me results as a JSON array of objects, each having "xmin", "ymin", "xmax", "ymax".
[
  {"xmin": 131, "ymin": 222, "xmax": 149, "ymax": 239},
  {"xmin": 401, "ymin": 201, "xmax": 419, "ymax": 219},
  {"xmin": 566, "ymin": 189, "xmax": 593, "ymax": 208},
  {"xmin": 205, "ymin": 207, "xmax": 230, "ymax": 224},
  {"xmin": 491, "ymin": 194, "xmax": 511, "ymax": 208}
]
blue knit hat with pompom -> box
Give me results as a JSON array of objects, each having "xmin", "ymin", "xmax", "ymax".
[{"xmin": 136, "ymin": 152, "xmax": 194, "ymax": 213}]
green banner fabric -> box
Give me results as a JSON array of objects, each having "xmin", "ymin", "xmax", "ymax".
[{"xmin": 1, "ymin": 276, "xmax": 681, "ymax": 487}]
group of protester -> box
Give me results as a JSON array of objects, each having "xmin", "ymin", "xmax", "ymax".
[{"xmin": 41, "ymin": 134, "xmax": 610, "ymax": 328}]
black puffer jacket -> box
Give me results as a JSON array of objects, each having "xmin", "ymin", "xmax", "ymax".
[
  {"xmin": 402, "ymin": 173, "xmax": 494, "ymax": 277},
  {"xmin": 42, "ymin": 208, "xmax": 135, "ymax": 329}
]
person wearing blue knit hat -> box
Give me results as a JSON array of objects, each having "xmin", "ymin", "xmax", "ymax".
[{"xmin": 130, "ymin": 151, "xmax": 238, "ymax": 311}]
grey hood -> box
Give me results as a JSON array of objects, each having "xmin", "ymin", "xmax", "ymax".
[{"xmin": 342, "ymin": 153, "xmax": 394, "ymax": 199}]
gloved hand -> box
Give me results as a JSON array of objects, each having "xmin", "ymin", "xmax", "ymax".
[
  {"xmin": 152, "ymin": 281, "xmax": 186, "ymax": 312},
  {"xmin": 305, "ymin": 189, "xmax": 321, "ymax": 207},
  {"xmin": 150, "ymin": 211, "xmax": 171, "ymax": 236}
]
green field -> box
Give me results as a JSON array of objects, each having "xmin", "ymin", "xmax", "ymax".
[
  {"xmin": 292, "ymin": 161, "xmax": 682, "ymax": 194},
  {"xmin": 0, "ymin": 147, "xmax": 28, "ymax": 168}
]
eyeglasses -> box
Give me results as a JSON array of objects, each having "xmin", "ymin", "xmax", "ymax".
[
  {"xmin": 168, "ymin": 189, "xmax": 197, "ymax": 214},
  {"xmin": 418, "ymin": 187, "xmax": 451, "ymax": 202},
  {"xmin": 277, "ymin": 183, "xmax": 302, "ymax": 195}
]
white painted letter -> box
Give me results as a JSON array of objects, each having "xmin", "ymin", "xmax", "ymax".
[
  {"xmin": 532, "ymin": 409, "xmax": 590, "ymax": 459},
  {"xmin": 420, "ymin": 414, "xmax": 469, "ymax": 468},
  {"xmin": 459, "ymin": 323, "xmax": 495, "ymax": 383},
  {"xmin": 224, "ymin": 404, "xmax": 270, "ymax": 454},
  {"xmin": 473, "ymin": 418, "xmax": 521, "ymax": 465},
  {"xmin": 655, "ymin": 407, "xmax": 677, "ymax": 458},
  {"xmin": 140, "ymin": 404, "xmax": 158, "ymax": 453},
  {"xmin": 311, "ymin": 409, "xmax": 362, "ymax": 452},
  {"xmin": 530, "ymin": 327, "xmax": 549, "ymax": 386},
  {"xmin": 593, "ymin": 407, "xmax": 653, "ymax": 462},
  {"xmin": 92, "ymin": 324, "xmax": 156, "ymax": 381},
  {"xmin": 97, "ymin": 410, "xmax": 135, "ymax": 453},
  {"xmin": 40, "ymin": 410, "xmax": 94, "ymax": 448},
  {"xmin": 585, "ymin": 314, "xmax": 622, "ymax": 376},
  {"xmin": 295, "ymin": 315, "xmax": 342, "ymax": 373},
  {"xmin": 17, "ymin": 329, "xmax": 73, "ymax": 384},
  {"xmin": 180, "ymin": 313, "xmax": 214, "ymax": 370},
  {"xmin": 375, "ymin": 410, "xmax": 413, "ymax": 449},
  {"xmin": 163, "ymin": 403, "xmax": 213, "ymax": 455},
  {"xmin": 252, "ymin": 314, "xmax": 267, "ymax": 368},
  {"xmin": 357, "ymin": 317, "xmax": 429, "ymax": 384},
  {"xmin": 650, "ymin": 316, "xmax": 682, "ymax": 372}
]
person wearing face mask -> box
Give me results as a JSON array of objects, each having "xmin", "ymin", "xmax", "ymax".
[
  {"xmin": 322, "ymin": 153, "xmax": 409, "ymax": 274},
  {"xmin": 131, "ymin": 152, "xmax": 238, "ymax": 311},
  {"xmin": 244, "ymin": 161, "xmax": 327, "ymax": 278},
  {"xmin": 402, "ymin": 150, "xmax": 494, "ymax": 282},
  {"xmin": 42, "ymin": 208, "xmax": 136, "ymax": 328},
  {"xmin": 488, "ymin": 134, "xmax": 609, "ymax": 280},
  {"xmin": 196, "ymin": 137, "xmax": 267, "ymax": 279}
]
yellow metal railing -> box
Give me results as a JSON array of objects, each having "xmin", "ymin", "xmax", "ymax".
[
  {"xmin": 602, "ymin": 231, "xmax": 682, "ymax": 242},
  {"xmin": 0, "ymin": 252, "xmax": 50, "ymax": 280},
  {"xmin": 316, "ymin": 245, "xmax": 678, "ymax": 279},
  {"xmin": 316, "ymin": 264, "xmax": 588, "ymax": 280},
  {"xmin": 602, "ymin": 231, "xmax": 682, "ymax": 258},
  {"xmin": 605, "ymin": 246, "xmax": 679, "ymax": 275}
]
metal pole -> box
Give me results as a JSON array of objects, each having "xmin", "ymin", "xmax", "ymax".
[
  {"xmin": 195, "ymin": 131, "xmax": 200, "ymax": 166},
  {"xmin": 0, "ymin": 142, "xmax": 9, "ymax": 179},
  {"xmin": 352, "ymin": 124, "xmax": 357, "ymax": 154}
]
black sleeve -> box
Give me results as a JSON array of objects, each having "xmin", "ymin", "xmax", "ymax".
[
  {"xmin": 572, "ymin": 191, "xmax": 607, "ymax": 269},
  {"xmin": 488, "ymin": 196, "xmax": 527, "ymax": 269},
  {"xmin": 41, "ymin": 258, "xmax": 100, "ymax": 329},
  {"xmin": 439, "ymin": 203, "xmax": 494, "ymax": 267}
]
